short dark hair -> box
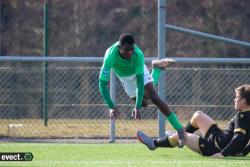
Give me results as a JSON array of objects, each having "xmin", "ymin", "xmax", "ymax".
[
  {"xmin": 235, "ymin": 84, "xmax": 250, "ymax": 105},
  {"xmin": 119, "ymin": 33, "xmax": 135, "ymax": 47}
]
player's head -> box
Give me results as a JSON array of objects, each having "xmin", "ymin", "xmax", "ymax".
[
  {"xmin": 119, "ymin": 33, "xmax": 135, "ymax": 59},
  {"xmin": 234, "ymin": 84, "xmax": 250, "ymax": 110}
]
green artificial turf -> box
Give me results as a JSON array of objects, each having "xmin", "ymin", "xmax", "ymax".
[{"xmin": 0, "ymin": 143, "xmax": 249, "ymax": 167}]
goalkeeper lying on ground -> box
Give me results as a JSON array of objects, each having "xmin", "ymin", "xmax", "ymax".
[
  {"xmin": 137, "ymin": 84, "xmax": 250, "ymax": 158},
  {"xmin": 99, "ymin": 33, "xmax": 186, "ymax": 146}
]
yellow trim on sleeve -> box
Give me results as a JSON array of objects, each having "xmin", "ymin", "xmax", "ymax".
[
  {"xmin": 234, "ymin": 128, "xmax": 246, "ymax": 134},
  {"xmin": 240, "ymin": 107, "xmax": 250, "ymax": 112}
]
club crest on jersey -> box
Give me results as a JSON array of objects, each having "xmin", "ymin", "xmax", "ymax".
[{"xmin": 102, "ymin": 69, "xmax": 110, "ymax": 76}]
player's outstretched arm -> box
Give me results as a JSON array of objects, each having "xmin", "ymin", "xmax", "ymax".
[{"xmin": 99, "ymin": 79, "xmax": 115, "ymax": 108}]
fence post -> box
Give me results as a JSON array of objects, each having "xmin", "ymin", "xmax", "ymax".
[
  {"xmin": 109, "ymin": 71, "xmax": 116, "ymax": 142},
  {"xmin": 43, "ymin": 1, "xmax": 49, "ymax": 126},
  {"xmin": 158, "ymin": 0, "xmax": 166, "ymax": 138}
]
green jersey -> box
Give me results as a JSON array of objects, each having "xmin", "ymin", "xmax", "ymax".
[
  {"xmin": 100, "ymin": 41, "xmax": 144, "ymax": 81},
  {"xmin": 99, "ymin": 41, "xmax": 145, "ymax": 109}
]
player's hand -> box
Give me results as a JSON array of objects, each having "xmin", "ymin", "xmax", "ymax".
[
  {"xmin": 131, "ymin": 108, "xmax": 141, "ymax": 120},
  {"xmin": 177, "ymin": 127, "xmax": 186, "ymax": 148},
  {"xmin": 109, "ymin": 108, "xmax": 120, "ymax": 120},
  {"xmin": 211, "ymin": 153, "xmax": 224, "ymax": 158}
]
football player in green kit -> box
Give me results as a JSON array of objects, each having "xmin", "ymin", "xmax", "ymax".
[{"xmin": 99, "ymin": 33, "xmax": 186, "ymax": 147}]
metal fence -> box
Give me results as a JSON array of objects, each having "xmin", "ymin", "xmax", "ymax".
[
  {"xmin": 0, "ymin": 57, "xmax": 250, "ymax": 142},
  {"xmin": 1, "ymin": 0, "xmax": 250, "ymax": 143}
]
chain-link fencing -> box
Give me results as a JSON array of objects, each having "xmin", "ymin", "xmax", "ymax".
[
  {"xmin": 0, "ymin": 60, "xmax": 249, "ymax": 142},
  {"xmin": 0, "ymin": 0, "xmax": 250, "ymax": 142}
]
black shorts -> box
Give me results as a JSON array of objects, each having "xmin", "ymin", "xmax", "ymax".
[{"xmin": 199, "ymin": 124, "xmax": 224, "ymax": 156}]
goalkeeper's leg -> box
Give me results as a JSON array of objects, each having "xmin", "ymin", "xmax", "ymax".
[
  {"xmin": 137, "ymin": 131, "xmax": 200, "ymax": 154},
  {"xmin": 154, "ymin": 133, "xmax": 200, "ymax": 153},
  {"xmin": 185, "ymin": 111, "xmax": 216, "ymax": 136}
]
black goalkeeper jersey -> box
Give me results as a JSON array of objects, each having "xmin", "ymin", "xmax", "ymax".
[{"xmin": 218, "ymin": 110, "xmax": 250, "ymax": 156}]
